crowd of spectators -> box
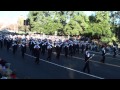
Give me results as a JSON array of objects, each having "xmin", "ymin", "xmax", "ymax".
[{"xmin": 0, "ymin": 58, "xmax": 17, "ymax": 79}]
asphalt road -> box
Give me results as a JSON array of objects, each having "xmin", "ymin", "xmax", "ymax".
[{"xmin": 0, "ymin": 46, "xmax": 120, "ymax": 79}]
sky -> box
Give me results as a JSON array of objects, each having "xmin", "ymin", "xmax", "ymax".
[
  {"xmin": 0, "ymin": 11, "xmax": 29, "ymax": 24},
  {"xmin": 0, "ymin": 11, "xmax": 93, "ymax": 24}
]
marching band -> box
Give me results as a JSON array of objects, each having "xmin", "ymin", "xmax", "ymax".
[{"xmin": 0, "ymin": 33, "xmax": 119, "ymax": 73}]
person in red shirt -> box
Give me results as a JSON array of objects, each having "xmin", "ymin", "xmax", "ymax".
[{"xmin": 10, "ymin": 71, "xmax": 16, "ymax": 79}]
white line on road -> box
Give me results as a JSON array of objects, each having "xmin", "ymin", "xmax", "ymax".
[
  {"xmin": 94, "ymin": 54, "xmax": 120, "ymax": 61},
  {"xmin": 53, "ymin": 51, "xmax": 120, "ymax": 61},
  {"xmin": 90, "ymin": 51, "xmax": 120, "ymax": 57},
  {"xmin": 25, "ymin": 53, "xmax": 104, "ymax": 79},
  {"xmin": 58, "ymin": 53, "xmax": 120, "ymax": 68},
  {"xmin": 73, "ymin": 55, "xmax": 120, "ymax": 68},
  {"xmin": 10, "ymin": 47, "xmax": 120, "ymax": 68}
]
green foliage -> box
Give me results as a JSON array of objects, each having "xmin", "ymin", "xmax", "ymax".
[
  {"xmin": 85, "ymin": 11, "xmax": 113, "ymax": 42},
  {"xmin": 27, "ymin": 11, "xmax": 120, "ymax": 43},
  {"xmin": 100, "ymin": 37, "xmax": 111, "ymax": 43},
  {"xmin": 64, "ymin": 19, "xmax": 83, "ymax": 35}
]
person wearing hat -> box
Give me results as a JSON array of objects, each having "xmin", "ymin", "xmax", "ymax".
[
  {"xmin": 83, "ymin": 47, "xmax": 92, "ymax": 73},
  {"xmin": 31, "ymin": 40, "xmax": 36, "ymax": 55},
  {"xmin": 64, "ymin": 42, "xmax": 69, "ymax": 58},
  {"xmin": 69, "ymin": 43, "xmax": 73, "ymax": 57},
  {"xmin": 0, "ymin": 36, "xmax": 3, "ymax": 49},
  {"xmin": 29, "ymin": 39, "xmax": 33, "ymax": 52},
  {"xmin": 34, "ymin": 43, "xmax": 40, "ymax": 64},
  {"xmin": 47, "ymin": 44, "xmax": 52, "ymax": 60},
  {"xmin": 3, "ymin": 37, "xmax": 7, "ymax": 47},
  {"xmin": 41, "ymin": 43, "xmax": 46, "ymax": 56},
  {"xmin": 59, "ymin": 42, "xmax": 63, "ymax": 53},
  {"xmin": 113, "ymin": 45, "xmax": 117, "ymax": 58},
  {"xmin": 6, "ymin": 38, "xmax": 12, "ymax": 52},
  {"xmin": 55, "ymin": 43, "xmax": 61, "ymax": 60},
  {"xmin": 81, "ymin": 43, "xmax": 85, "ymax": 53},
  {"xmin": 29, "ymin": 39, "xmax": 36, "ymax": 55},
  {"xmin": 76, "ymin": 42, "xmax": 80, "ymax": 54},
  {"xmin": 100, "ymin": 46, "xmax": 106, "ymax": 63},
  {"xmin": 12, "ymin": 41, "xmax": 17, "ymax": 55},
  {"xmin": 20, "ymin": 42, "xmax": 26, "ymax": 58},
  {"xmin": 14, "ymin": 37, "xmax": 19, "ymax": 52}
]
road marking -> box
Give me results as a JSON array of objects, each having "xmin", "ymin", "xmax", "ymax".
[
  {"xmin": 10, "ymin": 47, "xmax": 120, "ymax": 60},
  {"xmin": 94, "ymin": 54, "xmax": 120, "ymax": 61},
  {"xmin": 90, "ymin": 51, "xmax": 120, "ymax": 57},
  {"xmin": 86, "ymin": 51, "xmax": 120, "ymax": 60},
  {"xmin": 25, "ymin": 53, "xmax": 104, "ymax": 79},
  {"xmin": 10, "ymin": 48, "xmax": 120, "ymax": 68},
  {"xmin": 53, "ymin": 51, "xmax": 120, "ymax": 60},
  {"xmin": 58, "ymin": 53, "xmax": 120, "ymax": 68}
]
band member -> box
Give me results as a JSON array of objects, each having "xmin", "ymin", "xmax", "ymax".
[
  {"xmin": 69, "ymin": 43, "xmax": 73, "ymax": 57},
  {"xmin": 83, "ymin": 47, "xmax": 92, "ymax": 73},
  {"xmin": 12, "ymin": 42, "xmax": 17, "ymax": 55},
  {"xmin": 47, "ymin": 44, "xmax": 52, "ymax": 60},
  {"xmin": 73, "ymin": 43, "xmax": 76, "ymax": 55},
  {"xmin": 20, "ymin": 42, "xmax": 26, "ymax": 58},
  {"xmin": 55, "ymin": 44, "xmax": 61, "ymax": 60},
  {"xmin": 31, "ymin": 41, "xmax": 35, "ymax": 55},
  {"xmin": 113, "ymin": 45, "xmax": 117, "ymax": 58},
  {"xmin": 59, "ymin": 42, "xmax": 63, "ymax": 53},
  {"xmin": 0, "ymin": 36, "xmax": 3, "ymax": 49},
  {"xmin": 29, "ymin": 39, "xmax": 33, "ymax": 52},
  {"xmin": 34, "ymin": 43, "xmax": 40, "ymax": 64},
  {"xmin": 76, "ymin": 42, "xmax": 80, "ymax": 54},
  {"xmin": 4, "ymin": 37, "xmax": 7, "ymax": 47},
  {"xmin": 41, "ymin": 43, "xmax": 46, "ymax": 56},
  {"xmin": 64, "ymin": 43, "xmax": 69, "ymax": 58},
  {"xmin": 6, "ymin": 39, "xmax": 12, "ymax": 52},
  {"xmin": 100, "ymin": 46, "xmax": 106, "ymax": 63},
  {"xmin": 81, "ymin": 43, "xmax": 85, "ymax": 53}
]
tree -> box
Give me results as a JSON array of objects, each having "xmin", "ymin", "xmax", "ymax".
[
  {"xmin": 64, "ymin": 19, "xmax": 82, "ymax": 36},
  {"xmin": 28, "ymin": 11, "xmax": 66, "ymax": 35},
  {"xmin": 27, "ymin": 11, "xmax": 119, "ymax": 43},
  {"xmin": 110, "ymin": 11, "xmax": 120, "ymax": 41},
  {"xmin": 60, "ymin": 12, "xmax": 87, "ymax": 36},
  {"xmin": 17, "ymin": 15, "xmax": 24, "ymax": 31},
  {"xmin": 95, "ymin": 11, "xmax": 113, "ymax": 43}
]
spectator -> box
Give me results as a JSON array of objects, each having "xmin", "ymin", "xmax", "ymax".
[
  {"xmin": 10, "ymin": 71, "xmax": 17, "ymax": 79},
  {"xmin": 0, "ymin": 64, "xmax": 3, "ymax": 74},
  {"xmin": 5, "ymin": 63, "xmax": 11, "ymax": 69},
  {"xmin": 1, "ymin": 74, "xmax": 8, "ymax": 79},
  {"xmin": 0, "ymin": 58, "xmax": 7, "ymax": 67},
  {"xmin": 0, "ymin": 73, "xmax": 2, "ymax": 79},
  {"xmin": 2, "ymin": 65, "xmax": 7, "ymax": 75},
  {"xmin": 5, "ymin": 65, "xmax": 12, "ymax": 77}
]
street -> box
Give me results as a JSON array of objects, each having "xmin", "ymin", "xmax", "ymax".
[{"xmin": 0, "ymin": 47, "xmax": 120, "ymax": 79}]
